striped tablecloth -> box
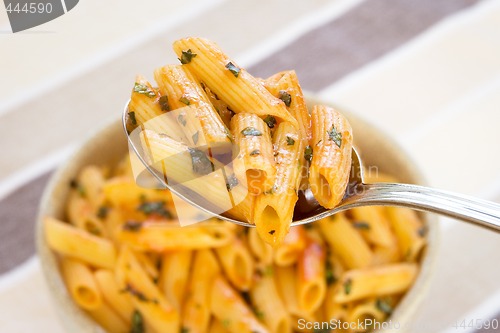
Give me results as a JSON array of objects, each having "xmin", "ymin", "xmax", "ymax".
[{"xmin": 1, "ymin": 0, "xmax": 499, "ymax": 332}]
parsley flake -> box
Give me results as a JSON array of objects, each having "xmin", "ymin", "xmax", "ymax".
[
  {"xmin": 343, "ymin": 278, "xmax": 352, "ymax": 295},
  {"xmin": 134, "ymin": 82, "xmax": 156, "ymax": 98},
  {"xmin": 178, "ymin": 49, "xmax": 197, "ymax": 64},
  {"xmin": 353, "ymin": 221, "xmax": 370, "ymax": 230},
  {"xmin": 188, "ymin": 148, "xmax": 214, "ymax": 175},
  {"xmin": 179, "ymin": 96, "xmax": 190, "ymax": 105},
  {"xmin": 159, "ymin": 95, "xmax": 169, "ymax": 111},
  {"xmin": 328, "ymin": 125, "xmax": 342, "ymax": 148},
  {"xmin": 128, "ymin": 111, "xmax": 137, "ymax": 125},
  {"xmin": 278, "ymin": 90, "xmax": 292, "ymax": 107},
  {"xmin": 263, "ymin": 115, "xmax": 277, "ymax": 128},
  {"xmin": 131, "ymin": 310, "xmax": 144, "ymax": 333},
  {"xmin": 226, "ymin": 174, "xmax": 239, "ymax": 191},
  {"xmin": 304, "ymin": 145, "xmax": 313, "ymax": 162},
  {"xmin": 376, "ymin": 298, "xmax": 393, "ymax": 315},
  {"xmin": 178, "ymin": 113, "xmax": 187, "ymax": 126},
  {"xmin": 192, "ymin": 131, "xmax": 199, "ymax": 145},
  {"xmin": 250, "ymin": 149, "xmax": 260, "ymax": 156},
  {"xmin": 325, "ymin": 261, "xmax": 336, "ymax": 285},
  {"xmin": 123, "ymin": 221, "xmax": 143, "ymax": 232},
  {"xmin": 241, "ymin": 127, "xmax": 262, "ymax": 136},
  {"xmin": 269, "ymin": 229, "xmax": 275, "ymax": 235},
  {"xmin": 96, "ymin": 206, "xmax": 109, "ymax": 219},
  {"xmin": 286, "ymin": 136, "xmax": 295, "ymax": 146},
  {"xmin": 225, "ymin": 62, "xmax": 240, "ymax": 77},
  {"xmin": 137, "ymin": 201, "xmax": 173, "ymax": 219}
]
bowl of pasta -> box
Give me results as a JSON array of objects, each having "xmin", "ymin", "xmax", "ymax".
[{"xmin": 36, "ymin": 37, "xmax": 438, "ymax": 333}]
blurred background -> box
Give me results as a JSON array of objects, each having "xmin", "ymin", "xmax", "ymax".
[{"xmin": 1, "ymin": 0, "xmax": 499, "ymax": 332}]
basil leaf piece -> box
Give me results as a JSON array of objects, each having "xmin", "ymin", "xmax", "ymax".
[
  {"xmin": 328, "ymin": 125, "xmax": 342, "ymax": 148},
  {"xmin": 225, "ymin": 62, "xmax": 241, "ymax": 77},
  {"xmin": 241, "ymin": 127, "xmax": 262, "ymax": 136}
]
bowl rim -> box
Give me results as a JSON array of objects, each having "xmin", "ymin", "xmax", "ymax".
[{"xmin": 35, "ymin": 94, "xmax": 439, "ymax": 333}]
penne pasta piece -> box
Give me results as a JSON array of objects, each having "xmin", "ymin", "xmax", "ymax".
[
  {"xmin": 128, "ymin": 75, "xmax": 163, "ymax": 125},
  {"xmin": 159, "ymin": 250, "xmax": 193, "ymax": 311},
  {"xmin": 183, "ymin": 250, "xmax": 221, "ymax": 333},
  {"xmin": 45, "ymin": 217, "xmax": 116, "ymax": 269},
  {"xmin": 215, "ymin": 238, "xmax": 254, "ymax": 291},
  {"xmin": 60, "ymin": 258, "xmax": 102, "ymax": 311},
  {"xmin": 273, "ymin": 226, "xmax": 306, "ymax": 267},
  {"xmin": 118, "ymin": 220, "xmax": 234, "ymax": 252},
  {"xmin": 154, "ymin": 64, "xmax": 231, "ymax": 146},
  {"xmin": 254, "ymin": 122, "xmax": 301, "ymax": 246},
  {"xmin": 116, "ymin": 247, "xmax": 180, "ymax": 332},
  {"xmin": 264, "ymin": 70, "xmax": 311, "ymax": 190},
  {"xmin": 346, "ymin": 298, "xmax": 389, "ymax": 329},
  {"xmin": 77, "ymin": 165, "xmax": 105, "ymax": 208},
  {"xmin": 201, "ymin": 82, "xmax": 234, "ymax": 128},
  {"xmin": 94, "ymin": 269, "xmax": 135, "ymax": 324},
  {"xmin": 173, "ymin": 37, "xmax": 297, "ymax": 127},
  {"xmin": 349, "ymin": 206, "xmax": 396, "ymax": 248},
  {"xmin": 333, "ymin": 263, "xmax": 418, "ymax": 303},
  {"xmin": 385, "ymin": 207, "xmax": 426, "ymax": 262},
  {"xmin": 86, "ymin": 302, "xmax": 129, "ymax": 333},
  {"xmin": 210, "ymin": 276, "xmax": 269, "ymax": 333},
  {"xmin": 372, "ymin": 245, "xmax": 401, "ymax": 265},
  {"xmin": 247, "ymin": 228, "xmax": 273, "ymax": 265},
  {"xmin": 323, "ymin": 285, "xmax": 349, "ymax": 324},
  {"xmin": 309, "ymin": 105, "xmax": 353, "ymax": 208},
  {"xmin": 134, "ymin": 251, "xmax": 160, "ymax": 282},
  {"xmin": 231, "ymin": 113, "xmax": 276, "ymax": 194},
  {"xmin": 318, "ymin": 213, "xmax": 372, "ymax": 269},
  {"xmin": 251, "ymin": 274, "xmax": 291, "ymax": 333},
  {"xmin": 297, "ymin": 238, "xmax": 327, "ymax": 314}
]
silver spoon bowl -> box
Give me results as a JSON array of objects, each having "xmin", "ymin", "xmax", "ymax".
[{"xmin": 123, "ymin": 105, "xmax": 500, "ymax": 232}]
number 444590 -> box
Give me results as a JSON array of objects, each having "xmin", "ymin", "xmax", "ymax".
[{"xmin": 6, "ymin": 2, "xmax": 53, "ymax": 14}]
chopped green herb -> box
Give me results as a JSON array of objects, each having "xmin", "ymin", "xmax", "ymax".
[
  {"xmin": 128, "ymin": 111, "xmax": 137, "ymax": 125},
  {"xmin": 376, "ymin": 298, "xmax": 393, "ymax": 315},
  {"xmin": 159, "ymin": 95, "xmax": 169, "ymax": 111},
  {"xmin": 134, "ymin": 82, "xmax": 156, "ymax": 98},
  {"xmin": 137, "ymin": 201, "xmax": 173, "ymax": 219},
  {"xmin": 85, "ymin": 221, "xmax": 101, "ymax": 236},
  {"xmin": 278, "ymin": 90, "xmax": 292, "ymax": 107},
  {"xmin": 327, "ymin": 125, "xmax": 342, "ymax": 148},
  {"xmin": 263, "ymin": 266, "xmax": 274, "ymax": 277},
  {"xmin": 225, "ymin": 62, "xmax": 240, "ymax": 77},
  {"xmin": 325, "ymin": 261, "xmax": 336, "ymax": 285},
  {"xmin": 188, "ymin": 148, "xmax": 214, "ymax": 175},
  {"xmin": 254, "ymin": 309, "xmax": 265, "ymax": 321},
  {"xmin": 343, "ymin": 278, "xmax": 352, "ymax": 295},
  {"xmin": 69, "ymin": 179, "xmax": 78, "ymax": 189},
  {"xmin": 179, "ymin": 96, "xmax": 190, "ymax": 105},
  {"xmin": 418, "ymin": 226, "xmax": 427, "ymax": 237},
  {"xmin": 121, "ymin": 284, "xmax": 157, "ymax": 304},
  {"xmin": 241, "ymin": 127, "xmax": 262, "ymax": 136},
  {"xmin": 304, "ymin": 145, "xmax": 313, "ymax": 162},
  {"xmin": 269, "ymin": 229, "xmax": 276, "ymax": 235},
  {"xmin": 123, "ymin": 221, "xmax": 143, "ymax": 232},
  {"xmin": 316, "ymin": 139, "xmax": 323, "ymax": 146},
  {"xmin": 222, "ymin": 319, "xmax": 231, "ymax": 328},
  {"xmin": 177, "ymin": 113, "xmax": 187, "ymax": 126},
  {"xmin": 178, "ymin": 49, "xmax": 197, "ymax": 64},
  {"xmin": 263, "ymin": 115, "xmax": 277, "ymax": 128},
  {"xmin": 286, "ymin": 136, "xmax": 295, "ymax": 146},
  {"xmin": 353, "ymin": 221, "xmax": 370, "ymax": 230},
  {"xmin": 192, "ymin": 131, "xmax": 199, "ymax": 145},
  {"xmin": 131, "ymin": 310, "xmax": 144, "ymax": 333},
  {"xmin": 226, "ymin": 174, "xmax": 239, "ymax": 191},
  {"xmin": 96, "ymin": 206, "xmax": 109, "ymax": 219},
  {"xmin": 250, "ymin": 149, "xmax": 260, "ymax": 156},
  {"xmin": 180, "ymin": 327, "xmax": 190, "ymax": 333}
]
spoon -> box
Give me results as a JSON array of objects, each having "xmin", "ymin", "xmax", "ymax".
[{"xmin": 123, "ymin": 106, "xmax": 500, "ymax": 231}]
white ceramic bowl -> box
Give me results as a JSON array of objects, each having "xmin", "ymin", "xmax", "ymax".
[{"xmin": 36, "ymin": 96, "xmax": 438, "ymax": 332}]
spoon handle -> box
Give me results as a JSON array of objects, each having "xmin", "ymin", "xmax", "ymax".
[{"xmin": 340, "ymin": 183, "xmax": 500, "ymax": 232}]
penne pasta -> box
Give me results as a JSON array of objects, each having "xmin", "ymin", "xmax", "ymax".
[
  {"xmin": 231, "ymin": 112, "xmax": 276, "ymax": 194},
  {"xmin": 318, "ymin": 213, "xmax": 372, "ymax": 269},
  {"xmin": 247, "ymin": 228, "xmax": 273, "ymax": 265},
  {"xmin": 154, "ymin": 64, "xmax": 230, "ymax": 146},
  {"xmin": 215, "ymin": 238, "xmax": 254, "ymax": 291},
  {"xmin": 173, "ymin": 37, "xmax": 297, "ymax": 127},
  {"xmin": 254, "ymin": 122, "xmax": 301, "ymax": 246},
  {"xmin": 273, "ymin": 225, "xmax": 306, "ymax": 267},
  {"xmin": 86, "ymin": 302, "xmax": 129, "ymax": 333},
  {"xmin": 251, "ymin": 275, "xmax": 291, "ymax": 333},
  {"xmin": 60, "ymin": 258, "xmax": 102, "ymax": 310},
  {"xmin": 94, "ymin": 269, "xmax": 135, "ymax": 324},
  {"xmin": 297, "ymin": 238, "xmax": 326, "ymax": 314},
  {"xmin": 386, "ymin": 207, "xmax": 426, "ymax": 261},
  {"xmin": 210, "ymin": 276, "xmax": 269, "ymax": 333},
  {"xmin": 308, "ymin": 105, "xmax": 353, "ymax": 208},
  {"xmin": 182, "ymin": 250, "xmax": 221, "ymax": 333},
  {"xmin": 349, "ymin": 206, "xmax": 396, "ymax": 248},
  {"xmin": 159, "ymin": 250, "xmax": 193, "ymax": 311},
  {"xmin": 333, "ymin": 263, "xmax": 418, "ymax": 303},
  {"xmin": 45, "ymin": 217, "xmax": 116, "ymax": 269},
  {"xmin": 118, "ymin": 220, "xmax": 234, "ymax": 251}
]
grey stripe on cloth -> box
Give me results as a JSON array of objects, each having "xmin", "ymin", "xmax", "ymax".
[
  {"xmin": 0, "ymin": 172, "xmax": 52, "ymax": 274},
  {"xmin": 249, "ymin": 0, "xmax": 480, "ymax": 90},
  {"xmin": 0, "ymin": 0, "xmax": 480, "ymax": 275}
]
